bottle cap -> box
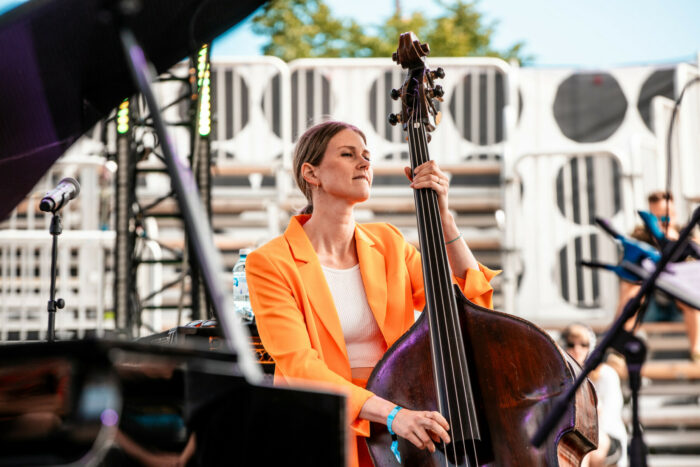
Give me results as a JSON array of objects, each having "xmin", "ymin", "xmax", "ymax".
[{"xmin": 239, "ymin": 248, "xmax": 253, "ymax": 257}]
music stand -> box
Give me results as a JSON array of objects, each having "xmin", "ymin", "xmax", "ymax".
[{"xmin": 532, "ymin": 206, "xmax": 700, "ymax": 466}]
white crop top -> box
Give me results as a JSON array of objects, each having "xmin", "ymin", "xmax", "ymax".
[{"xmin": 321, "ymin": 264, "xmax": 386, "ymax": 368}]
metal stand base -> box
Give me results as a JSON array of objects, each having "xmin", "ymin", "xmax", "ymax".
[{"xmin": 609, "ymin": 330, "xmax": 648, "ymax": 466}]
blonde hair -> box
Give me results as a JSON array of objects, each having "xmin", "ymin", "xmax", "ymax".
[
  {"xmin": 293, "ymin": 121, "xmax": 366, "ymax": 214},
  {"xmin": 561, "ymin": 323, "xmax": 597, "ymax": 355}
]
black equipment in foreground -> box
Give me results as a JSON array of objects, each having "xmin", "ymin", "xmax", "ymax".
[
  {"xmin": 0, "ymin": 0, "xmax": 267, "ymax": 222},
  {"xmin": 0, "ymin": 0, "xmax": 348, "ymax": 464},
  {"xmin": 0, "ymin": 339, "xmax": 346, "ymax": 466}
]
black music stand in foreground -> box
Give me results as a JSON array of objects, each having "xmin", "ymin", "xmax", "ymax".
[{"xmin": 533, "ymin": 206, "xmax": 700, "ymax": 467}]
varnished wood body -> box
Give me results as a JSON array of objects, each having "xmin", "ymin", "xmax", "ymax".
[{"xmin": 366, "ymin": 285, "xmax": 598, "ymax": 466}]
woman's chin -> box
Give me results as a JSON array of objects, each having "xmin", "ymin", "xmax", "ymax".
[{"xmin": 354, "ymin": 192, "xmax": 371, "ymax": 204}]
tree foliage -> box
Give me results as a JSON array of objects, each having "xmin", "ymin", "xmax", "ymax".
[{"xmin": 251, "ymin": 0, "xmax": 528, "ymax": 62}]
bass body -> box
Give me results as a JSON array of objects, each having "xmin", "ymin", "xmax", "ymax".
[{"xmin": 366, "ymin": 285, "xmax": 598, "ymax": 466}]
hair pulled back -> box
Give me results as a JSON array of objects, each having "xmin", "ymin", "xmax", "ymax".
[{"xmin": 293, "ymin": 121, "xmax": 366, "ymax": 214}]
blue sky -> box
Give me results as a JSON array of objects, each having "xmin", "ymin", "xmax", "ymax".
[{"xmin": 2, "ymin": 0, "xmax": 699, "ymax": 68}]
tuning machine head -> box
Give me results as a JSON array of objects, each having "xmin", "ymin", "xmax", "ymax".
[
  {"xmin": 430, "ymin": 67, "xmax": 445, "ymax": 80},
  {"xmin": 388, "ymin": 113, "xmax": 402, "ymax": 126},
  {"xmin": 430, "ymin": 85, "xmax": 445, "ymax": 100},
  {"xmin": 390, "ymin": 88, "xmax": 402, "ymax": 101}
]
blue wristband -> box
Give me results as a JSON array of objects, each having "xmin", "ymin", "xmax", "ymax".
[{"xmin": 386, "ymin": 405, "xmax": 403, "ymax": 464}]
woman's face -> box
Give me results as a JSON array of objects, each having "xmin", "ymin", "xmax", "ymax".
[
  {"xmin": 564, "ymin": 326, "xmax": 591, "ymax": 367},
  {"xmin": 650, "ymin": 199, "xmax": 677, "ymax": 227},
  {"xmin": 313, "ymin": 129, "xmax": 373, "ymax": 205}
]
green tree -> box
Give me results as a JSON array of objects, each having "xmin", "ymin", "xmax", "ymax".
[{"xmin": 252, "ymin": 0, "xmax": 528, "ymax": 62}]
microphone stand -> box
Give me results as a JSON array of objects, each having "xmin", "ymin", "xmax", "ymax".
[
  {"xmin": 47, "ymin": 210, "xmax": 66, "ymax": 342},
  {"xmin": 532, "ymin": 206, "xmax": 700, "ymax": 466}
]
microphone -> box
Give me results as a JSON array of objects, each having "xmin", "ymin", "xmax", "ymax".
[{"xmin": 39, "ymin": 177, "xmax": 81, "ymax": 213}]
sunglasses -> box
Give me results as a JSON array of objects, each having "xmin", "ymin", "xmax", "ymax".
[{"xmin": 565, "ymin": 341, "xmax": 590, "ymax": 349}]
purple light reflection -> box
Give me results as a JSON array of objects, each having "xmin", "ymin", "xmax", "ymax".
[{"xmin": 100, "ymin": 408, "xmax": 119, "ymax": 427}]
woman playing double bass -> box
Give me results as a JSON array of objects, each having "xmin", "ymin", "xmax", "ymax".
[{"xmin": 246, "ymin": 120, "xmax": 499, "ymax": 467}]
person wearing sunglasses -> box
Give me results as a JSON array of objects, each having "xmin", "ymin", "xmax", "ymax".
[
  {"xmin": 561, "ymin": 323, "xmax": 627, "ymax": 467},
  {"xmin": 617, "ymin": 191, "xmax": 700, "ymax": 362}
]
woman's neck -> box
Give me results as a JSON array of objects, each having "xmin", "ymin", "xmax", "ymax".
[{"xmin": 303, "ymin": 204, "xmax": 358, "ymax": 269}]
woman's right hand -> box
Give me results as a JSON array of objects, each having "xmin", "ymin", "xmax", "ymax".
[{"xmin": 390, "ymin": 408, "xmax": 451, "ymax": 453}]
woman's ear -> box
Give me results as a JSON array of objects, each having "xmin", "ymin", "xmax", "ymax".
[{"xmin": 301, "ymin": 162, "xmax": 319, "ymax": 186}]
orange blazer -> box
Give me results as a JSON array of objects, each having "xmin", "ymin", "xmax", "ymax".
[{"xmin": 246, "ymin": 215, "xmax": 498, "ymax": 461}]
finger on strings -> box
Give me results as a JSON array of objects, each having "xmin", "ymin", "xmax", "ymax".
[
  {"xmin": 410, "ymin": 173, "xmax": 436, "ymax": 185},
  {"xmin": 426, "ymin": 420, "xmax": 451, "ymax": 444},
  {"xmin": 407, "ymin": 432, "xmax": 425, "ymax": 450},
  {"xmin": 421, "ymin": 164, "xmax": 449, "ymax": 186},
  {"xmin": 430, "ymin": 411, "xmax": 450, "ymax": 431},
  {"xmin": 410, "ymin": 175, "xmax": 443, "ymax": 190},
  {"xmin": 414, "ymin": 429, "xmax": 435, "ymax": 452},
  {"xmin": 414, "ymin": 160, "xmax": 439, "ymax": 175}
]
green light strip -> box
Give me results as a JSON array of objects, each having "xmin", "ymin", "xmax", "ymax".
[
  {"xmin": 197, "ymin": 45, "xmax": 211, "ymax": 137},
  {"xmin": 117, "ymin": 99, "xmax": 129, "ymax": 134}
]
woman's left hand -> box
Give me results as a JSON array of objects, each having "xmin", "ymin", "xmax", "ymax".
[{"xmin": 405, "ymin": 161, "xmax": 450, "ymax": 214}]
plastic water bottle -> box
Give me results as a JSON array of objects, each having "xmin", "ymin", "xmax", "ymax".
[{"xmin": 233, "ymin": 248, "xmax": 254, "ymax": 321}]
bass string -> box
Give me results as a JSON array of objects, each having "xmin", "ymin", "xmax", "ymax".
[
  {"xmin": 407, "ymin": 118, "xmax": 459, "ymax": 466},
  {"xmin": 413, "ymin": 117, "xmax": 480, "ymax": 466},
  {"xmin": 407, "ymin": 99, "xmax": 478, "ymax": 465},
  {"xmin": 409, "ymin": 121, "xmax": 474, "ymax": 466}
]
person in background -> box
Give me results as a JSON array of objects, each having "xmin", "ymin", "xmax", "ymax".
[
  {"xmin": 245, "ymin": 120, "xmax": 499, "ymax": 467},
  {"xmin": 562, "ymin": 323, "xmax": 627, "ymax": 467},
  {"xmin": 616, "ymin": 191, "xmax": 700, "ymax": 362}
]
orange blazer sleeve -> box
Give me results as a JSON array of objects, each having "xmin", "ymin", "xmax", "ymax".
[{"xmin": 246, "ymin": 249, "xmax": 375, "ymax": 430}]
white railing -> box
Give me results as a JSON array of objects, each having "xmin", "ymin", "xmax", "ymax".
[
  {"xmin": 0, "ymin": 230, "xmax": 114, "ymax": 341},
  {"xmin": 0, "ymin": 153, "xmax": 114, "ymax": 341},
  {"xmin": 503, "ymin": 62, "xmax": 683, "ymax": 324},
  {"xmin": 502, "ymin": 150, "xmax": 626, "ymax": 324}
]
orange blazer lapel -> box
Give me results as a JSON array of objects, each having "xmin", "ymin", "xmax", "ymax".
[
  {"xmin": 355, "ymin": 225, "xmax": 389, "ymax": 341},
  {"xmin": 284, "ymin": 216, "xmax": 349, "ymax": 363}
]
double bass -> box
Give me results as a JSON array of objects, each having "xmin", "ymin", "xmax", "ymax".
[{"xmin": 365, "ymin": 32, "xmax": 598, "ymax": 466}]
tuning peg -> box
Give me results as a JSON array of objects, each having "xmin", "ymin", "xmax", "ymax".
[
  {"xmin": 432, "ymin": 85, "xmax": 445, "ymax": 98},
  {"xmin": 431, "ymin": 67, "xmax": 445, "ymax": 80},
  {"xmin": 390, "ymin": 88, "xmax": 401, "ymax": 100},
  {"xmin": 388, "ymin": 113, "xmax": 401, "ymax": 126}
]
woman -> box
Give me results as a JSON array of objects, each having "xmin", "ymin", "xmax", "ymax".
[
  {"xmin": 561, "ymin": 323, "xmax": 627, "ymax": 467},
  {"xmin": 246, "ymin": 121, "xmax": 499, "ymax": 466}
]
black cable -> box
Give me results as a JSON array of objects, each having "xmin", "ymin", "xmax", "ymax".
[{"xmin": 188, "ymin": 0, "xmax": 214, "ymax": 55}]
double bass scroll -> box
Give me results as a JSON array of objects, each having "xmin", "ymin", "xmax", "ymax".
[{"xmin": 365, "ymin": 32, "xmax": 598, "ymax": 466}]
